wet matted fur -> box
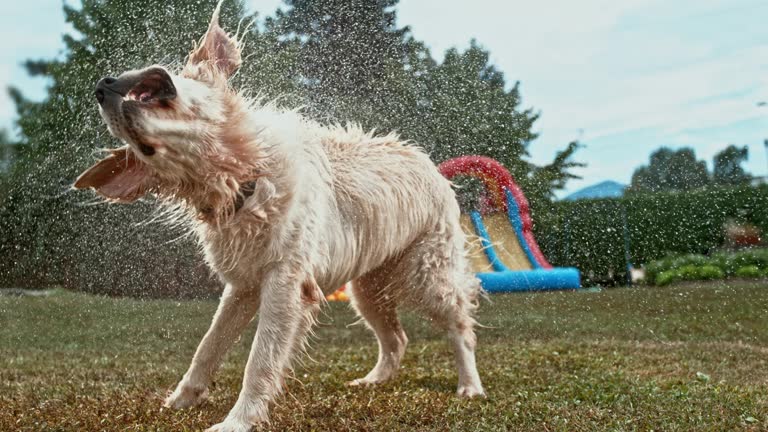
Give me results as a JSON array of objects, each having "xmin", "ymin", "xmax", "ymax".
[{"xmin": 75, "ymin": 2, "xmax": 484, "ymax": 431}]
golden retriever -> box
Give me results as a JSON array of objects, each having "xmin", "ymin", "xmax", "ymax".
[{"xmin": 74, "ymin": 2, "xmax": 484, "ymax": 430}]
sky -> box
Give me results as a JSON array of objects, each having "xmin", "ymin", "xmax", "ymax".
[{"xmin": 1, "ymin": 0, "xmax": 767, "ymax": 197}]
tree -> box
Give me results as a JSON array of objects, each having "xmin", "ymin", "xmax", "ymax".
[
  {"xmin": 3, "ymin": 0, "xmax": 582, "ymax": 294},
  {"xmin": 713, "ymin": 145, "xmax": 750, "ymax": 185},
  {"xmin": 417, "ymin": 43, "xmax": 537, "ymax": 176},
  {"xmin": 0, "ymin": 0, "xmax": 295, "ymax": 295},
  {"xmin": 275, "ymin": 0, "xmax": 430, "ymax": 131},
  {"xmin": 630, "ymin": 147, "xmax": 710, "ymax": 193},
  {"xmin": 0, "ymin": 128, "xmax": 19, "ymax": 174},
  {"xmin": 529, "ymin": 141, "xmax": 585, "ymax": 201},
  {"xmin": 276, "ymin": 0, "xmax": 579, "ymax": 197},
  {"xmin": 279, "ymin": 0, "xmax": 407, "ymax": 94}
]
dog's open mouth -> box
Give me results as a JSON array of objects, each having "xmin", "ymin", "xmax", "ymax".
[{"xmin": 124, "ymin": 68, "xmax": 177, "ymax": 104}]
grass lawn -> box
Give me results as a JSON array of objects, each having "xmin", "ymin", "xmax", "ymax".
[{"xmin": 1, "ymin": 281, "xmax": 767, "ymax": 431}]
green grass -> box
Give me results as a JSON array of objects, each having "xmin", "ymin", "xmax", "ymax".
[{"xmin": 2, "ymin": 281, "xmax": 767, "ymax": 431}]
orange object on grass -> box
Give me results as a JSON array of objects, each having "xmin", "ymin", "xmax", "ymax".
[{"xmin": 326, "ymin": 284, "xmax": 349, "ymax": 301}]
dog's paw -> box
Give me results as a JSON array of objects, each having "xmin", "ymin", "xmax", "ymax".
[
  {"xmin": 207, "ymin": 398, "xmax": 270, "ymax": 432},
  {"xmin": 205, "ymin": 419, "xmax": 258, "ymax": 432},
  {"xmin": 164, "ymin": 383, "xmax": 209, "ymax": 410},
  {"xmin": 347, "ymin": 368, "xmax": 398, "ymax": 387},
  {"xmin": 456, "ymin": 384, "xmax": 486, "ymax": 398},
  {"xmin": 346, "ymin": 377, "xmax": 384, "ymax": 387}
]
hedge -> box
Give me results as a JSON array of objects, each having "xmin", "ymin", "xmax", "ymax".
[
  {"xmin": 2, "ymin": 176, "xmax": 766, "ymax": 296},
  {"xmin": 533, "ymin": 184, "xmax": 768, "ymax": 285},
  {"xmin": 0, "ymin": 178, "xmax": 220, "ymax": 298}
]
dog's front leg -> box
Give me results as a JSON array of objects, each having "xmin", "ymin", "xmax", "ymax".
[
  {"xmin": 166, "ymin": 283, "xmax": 260, "ymax": 410},
  {"xmin": 206, "ymin": 269, "xmax": 310, "ymax": 432}
]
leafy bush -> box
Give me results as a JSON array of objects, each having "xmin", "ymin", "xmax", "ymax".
[
  {"xmin": 655, "ymin": 265, "xmax": 724, "ymax": 286},
  {"xmin": 644, "ymin": 249, "xmax": 767, "ymax": 286},
  {"xmin": 734, "ymin": 266, "xmax": 763, "ymax": 279},
  {"xmin": 698, "ymin": 265, "xmax": 725, "ymax": 281},
  {"xmin": 655, "ymin": 271, "xmax": 679, "ymax": 287},
  {"xmin": 645, "ymin": 254, "xmax": 711, "ymax": 284},
  {"xmin": 720, "ymin": 250, "xmax": 768, "ymax": 275}
]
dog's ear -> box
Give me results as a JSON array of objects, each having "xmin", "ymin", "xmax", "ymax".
[
  {"xmin": 74, "ymin": 147, "xmax": 152, "ymax": 202},
  {"xmin": 186, "ymin": 0, "xmax": 242, "ymax": 78}
]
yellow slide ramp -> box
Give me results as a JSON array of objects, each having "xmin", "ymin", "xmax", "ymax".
[{"xmin": 460, "ymin": 213, "xmax": 532, "ymax": 273}]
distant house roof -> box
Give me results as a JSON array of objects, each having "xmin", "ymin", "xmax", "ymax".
[{"xmin": 564, "ymin": 181, "xmax": 627, "ymax": 201}]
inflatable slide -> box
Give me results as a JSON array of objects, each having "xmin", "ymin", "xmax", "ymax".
[{"xmin": 439, "ymin": 156, "xmax": 581, "ymax": 293}]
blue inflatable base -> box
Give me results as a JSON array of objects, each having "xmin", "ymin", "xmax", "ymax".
[{"xmin": 477, "ymin": 268, "xmax": 581, "ymax": 293}]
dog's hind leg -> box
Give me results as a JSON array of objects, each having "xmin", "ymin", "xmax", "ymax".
[
  {"xmin": 347, "ymin": 267, "xmax": 408, "ymax": 386},
  {"xmin": 165, "ymin": 283, "xmax": 260, "ymax": 410},
  {"xmin": 405, "ymin": 223, "xmax": 485, "ymax": 398},
  {"xmin": 421, "ymin": 285, "xmax": 484, "ymax": 398}
]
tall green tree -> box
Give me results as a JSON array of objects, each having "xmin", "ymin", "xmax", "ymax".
[
  {"xmin": 713, "ymin": 145, "xmax": 750, "ymax": 185},
  {"xmin": 0, "ymin": 0, "xmax": 294, "ymax": 295},
  {"xmin": 276, "ymin": 0, "xmax": 429, "ymax": 130},
  {"xmin": 0, "ymin": 128, "xmax": 19, "ymax": 174},
  {"xmin": 279, "ymin": 0, "xmax": 407, "ymax": 93},
  {"xmin": 630, "ymin": 147, "xmax": 710, "ymax": 193},
  {"xmin": 3, "ymin": 0, "xmax": 582, "ymax": 295},
  {"xmin": 276, "ymin": 0, "xmax": 579, "ymax": 197},
  {"xmin": 418, "ymin": 43, "xmax": 539, "ymax": 182},
  {"xmin": 529, "ymin": 141, "xmax": 585, "ymax": 201}
]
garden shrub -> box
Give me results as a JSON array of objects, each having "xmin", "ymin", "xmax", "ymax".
[
  {"xmin": 697, "ymin": 265, "xmax": 725, "ymax": 280},
  {"xmin": 656, "ymin": 270, "xmax": 680, "ymax": 286},
  {"xmin": 655, "ymin": 265, "xmax": 725, "ymax": 286},
  {"xmin": 735, "ymin": 265, "xmax": 763, "ymax": 279},
  {"xmin": 646, "ymin": 249, "xmax": 766, "ymax": 285}
]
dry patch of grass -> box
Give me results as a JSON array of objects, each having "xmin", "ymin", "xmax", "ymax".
[{"xmin": 1, "ymin": 282, "xmax": 767, "ymax": 431}]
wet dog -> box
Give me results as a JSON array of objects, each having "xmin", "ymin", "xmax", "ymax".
[{"xmin": 75, "ymin": 2, "xmax": 484, "ymax": 430}]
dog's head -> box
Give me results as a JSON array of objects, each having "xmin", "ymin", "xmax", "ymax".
[{"xmin": 75, "ymin": 1, "xmax": 257, "ymax": 217}]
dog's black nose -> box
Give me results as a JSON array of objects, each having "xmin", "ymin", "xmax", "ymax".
[{"xmin": 95, "ymin": 77, "xmax": 118, "ymax": 106}]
